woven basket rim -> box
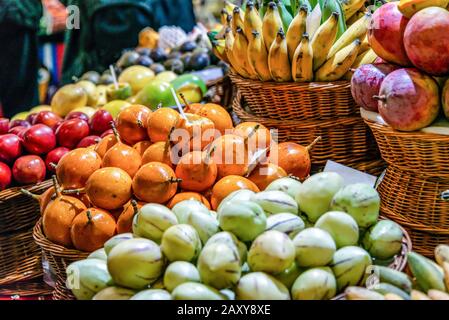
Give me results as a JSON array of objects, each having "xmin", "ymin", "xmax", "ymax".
[
  {"xmin": 233, "ymin": 92, "xmax": 362, "ymax": 127},
  {"xmin": 0, "ymin": 179, "xmax": 53, "ymax": 199},
  {"xmin": 33, "ymin": 219, "xmax": 90, "ymax": 257},
  {"xmin": 229, "ymin": 70, "xmax": 351, "ymax": 90},
  {"xmin": 364, "ymin": 118, "xmax": 449, "ymax": 141}
]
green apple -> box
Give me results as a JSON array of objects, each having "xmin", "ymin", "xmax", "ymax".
[
  {"xmin": 106, "ymin": 83, "xmax": 132, "ymax": 101},
  {"xmin": 171, "ymin": 74, "xmax": 207, "ymax": 103},
  {"xmin": 101, "ymin": 100, "xmax": 131, "ymax": 118},
  {"xmin": 135, "ymin": 80, "xmax": 176, "ymax": 110}
]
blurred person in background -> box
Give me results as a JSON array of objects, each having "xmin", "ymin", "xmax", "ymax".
[
  {"xmin": 60, "ymin": 0, "xmax": 196, "ymax": 84},
  {"xmin": 0, "ymin": 0, "xmax": 43, "ymax": 118}
]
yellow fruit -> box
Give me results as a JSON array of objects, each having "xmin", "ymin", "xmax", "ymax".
[{"xmin": 398, "ymin": 0, "xmax": 449, "ymax": 18}]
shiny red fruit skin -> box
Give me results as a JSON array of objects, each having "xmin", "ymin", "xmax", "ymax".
[
  {"xmin": 23, "ymin": 124, "xmax": 57, "ymax": 155},
  {"xmin": 33, "ymin": 111, "xmax": 62, "ymax": 128},
  {"xmin": 9, "ymin": 119, "xmax": 30, "ymax": 130},
  {"xmin": 0, "ymin": 162, "xmax": 12, "ymax": 190},
  {"xmin": 65, "ymin": 112, "xmax": 89, "ymax": 122},
  {"xmin": 90, "ymin": 110, "xmax": 113, "ymax": 135},
  {"xmin": 55, "ymin": 119, "xmax": 90, "ymax": 149},
  {"xmin": 101, "ymin": 129, "xmax": 114, "ymax": 138},
  {"xmin": 77, "ymin": 135, "xmax": 101, "ymax": 148},
  {"xmin": 0, "ymin": 118, "xmax": 9, "ymax": 135},
  {"xmin": 45, "ymin": 147, "xmax": 70, "ymax": 172},
  {"xmin": 12, "ymin": 155, "xmax": 46, "ymax": 185},
  {"xmin": 0, "ymin": 134, "xmax": 23, "ymax": 163}
]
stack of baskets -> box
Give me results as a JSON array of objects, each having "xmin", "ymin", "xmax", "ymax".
[
  {"xmin": 230, "ymin": 72, "xmax": 383, "ymax": 176},
  {"xmin": 364, "ymin": 119, "xmax": 449, "ymax": 257},
  {"xmin": 0, "ymin": 180, "xmax": 53, "ymax": 297}
]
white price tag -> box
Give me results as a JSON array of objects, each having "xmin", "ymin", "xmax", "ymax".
[{"xmin": 323, "ymin": 160, "xmax": 378, "ymax": 187}]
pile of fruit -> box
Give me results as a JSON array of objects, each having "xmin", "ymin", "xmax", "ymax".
[
  {"xmin": 345, "ymin": 244, "xmax": 449, "ymax": 300},
  {"xmin": 35, "ymin": 95, "xmax": 323, "ymax": 253},
  {"xmin": 351, "ymin": 1, "xmax": 449, "ymax": 132},
  {"xmin": 64, "ymin": 170, "xmax": 407, "ymax": 300},
  {"xmin": 212, "ymin": 0, "xmax": 377, "ymax": 82},
  {"xmin": 0, "ymin": 102, "xmax": 114, "ymax": 191}
]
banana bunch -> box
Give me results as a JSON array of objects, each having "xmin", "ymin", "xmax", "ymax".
[
  {"xmin": 213, "ymin": 0, "xmax": 376, "ymax": 83},
  {"xmin": 345, "ymin": 244, "xmax": 449, "ymax": 300}
]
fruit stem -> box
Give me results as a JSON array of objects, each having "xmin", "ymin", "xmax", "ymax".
[
  {"xmin": 179, "ymin": 93, "xmax": 192, "ymax": 113},
  {"xmin": 373, "ymin": 95, "xmax": 387, "ymax": 102},
  {"xmin": 20, "ymin": 189, "xmax": 40, "ymax": 201},
  {"xmin": 62, "ymin": 188, "xmax": 86, "ymax": 195},
  {"xmin": 86, "ymin": 210, "xmax": 92, "ymax": 224},
  {"xmin": 110, "ymin": 121, "xmax": 122, "ymax": 143},
  {"xmin": 171, "ymin": 88, "xmax": 189, "ymax": 124},
  {"xmin": 110, "ymin": 65, "xmax": 119, "ymax": 90},
  {"xmin": 165, "ymin": 126, "xmax": 175, "ymax": 155},
  {"xmin": 137, "ymin": 119, "xmax": 144, "ymax": 128},
  {"xmin": 245, "ymin": 147, "xmax": 269, "ymax": 177},
  {"xmin": 288, "ymin": 174, "xmax": 302, "ymax": 182},
  {"xmin": 156, "ymin": 103, "xmax": 163, "ymax": 110},
  {"xmin": 168, "ymin": 177, "xmax": 182, "ymax": 184},
  {"xmin": 131, "ymin": 199, "xmax": 139, "ymax": 214},
  {"xmin": 244, "ymin": 124, "xmax": 260, "ymax": 145},
  {"xmin": 49, "ymin": 162, "xmax": 57, "ymax": 170},
  {"xmin": 51, "ymin": 175, "xmax": 62, "ymax": 198},
  {"xmin": 306, "ymin": 136, "xmax": 322, "ymax": 151}
]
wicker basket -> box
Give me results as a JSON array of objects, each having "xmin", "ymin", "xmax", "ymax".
[
  {"xmin": 206, "ymin": 75, "xmax": 234, "ymax": 110},
  {"xmin": 229, "ymin": 71, "xmax": 359, "ymax": 121},
  {"xmin": 0, "ymin": 228, "xmax": 44, "ymax": 285},
  {"xmin": 0, "ymin": 179, "xmax": 52, "ymax": 234},
  {"xmin": 33, "ymin": 219, "xmax": 89, "ymax": 300},
  {"xmin": 364, "ymin": 119, "xmax": 449, "ymax": 178},
  {"xmin": 0, "ymin": 277, "xmax": 52, "ymax": 297},
  {"xmin": 233, "ymin": 92, "xmax": 379, "ymax": 166}
]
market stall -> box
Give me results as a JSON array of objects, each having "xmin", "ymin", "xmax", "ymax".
[{"xmin": 0, "ymin": 0, "xmax": 449, "ymax": 302}]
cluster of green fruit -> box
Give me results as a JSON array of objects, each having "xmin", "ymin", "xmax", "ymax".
[
  {"xmin": 212, "ymin": 0, "xmax": 375, "ymax": 82},
  {"xmin": 345, "ymin": 245, "xmax": 449, "ymax": 300},
  {"xmin": 66, "ymin": 171, "xmax": 405, "ymax": 300}
]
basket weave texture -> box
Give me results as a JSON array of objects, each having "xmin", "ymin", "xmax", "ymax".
[
  {"xmin": 365, "ymin": 118, "xmax": 449, "ymax": 257},
  {"xmin": 233, "ymin": 92, "xmax": 380, "ymax": 167},
  {"xmin": 33, "ymin": 220, "xmax": 89, "ymax": 300},
  {"xmin": 229, "ymin": 71, "xmax": 359, "ymax": 121}
]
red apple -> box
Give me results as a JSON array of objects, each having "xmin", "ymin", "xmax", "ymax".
[
  {"xmin": 8, "ymin": 126, "xmax": 28, "ymax": 137},
  {"xmin": 55, "ymin": 118, "xmax": 90, "ymax": 149},
  {"xmin": 0, "ymin": 134, "xmax": 23, "ymax": 163},
  {"xmin": 0, "ymin": 162, "xmax": 12, "ymax": 190},
  {"xmin": 0, "ymin": 118, "xmax": 10, "ymax": 134},
  {"xmin": 77, "ymin": 135, "xmax": 101, "ymax": 148},
  {"xmin": 101, "ymin": 129, "xmax": 114, "ymax": 138},
  {"xmin": 12, "ymin": 155, "xmax": 46, "ymax": 185},
  {"xmin": 45, "ymin": 147, "xmax": 70, "ymax": 172},
  {"xmin": 89, "ymin": 110, "xmax": 113, "ymax": 135},
  {"xmin": 368, "ymin": 2, "xmax": 411, "ymax": 66},
  {"xmin": 9, "ymin": 119, "xmax": 30, "ymax": 130},
  {"xmin": 34, "ymin": 111, "xmax": 62, "ymax": 128},
  {"xmin": 65, "ymin": 111, "xmax": 89, "ymax": 122},
  {"xmin": 22, "ymin": 124, "xmax": 57, "ymax": 155}
]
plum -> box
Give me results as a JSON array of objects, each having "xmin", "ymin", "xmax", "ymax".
[
  {"xmin": 404, "ymin": 7, "xmax": 449, "ymax": 76},
  {"xmin": 376, "ymin": 68, "xmax": 440, "ymax": 131},
  {"xmin": 351, "ymin": 63, "xmax": 399, "ymax": 112},
  {"xmin": 368, "ymin": 2, "xmax": 411, "ymax": 66}
]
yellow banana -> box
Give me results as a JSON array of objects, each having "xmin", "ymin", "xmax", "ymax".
[
  {"xmin": 232, "ymin": 7, "xmax": 246, "ymax": 37},
  {"xmin": 359, "ymin": 36, "xmax": 370, "ymax": 54},
  {"xmin": 340, "ymin": 0, "xmax": 366, "ymax": 21},
  {"xmin": 244, "ymin": 1, "xmax": 263, "ymax": 40},
  {"xmin": 247, "ymin": 30, "xmax": 272, "ymax": 81},
  {"xmin": 224, "ymin": 1, "xmax": 238, "ymax": 17},
  {"xmin": 311, "ymin": 12, "xmax": 339, "ymax": 71},
  {"xmin": 315, "ymin": 39, "xmax": 361, "ymax": 81},
  {"xmin": 427, "ymin": 289, "xmax": 449, "ymax": 300},
  {"xmin": 346, "ymin": 9, "xmax": 365, "ymax": 26},
  {"xmin": 352, "ymin": 48, "xmax": 377, "ymax": 69},
  {"xmin": 398, "ymin": 0, "xmax": 449, "ymax": 19},
  {"xmin": 220, "ymin": 8, "xmax": 229, "ymax": 26},
  {"xmin": 268, "ymin": 28, "xmax": 292, "ymax": 82},
  {"xmin": 411, "ymin": 290, "xmax": 431, "ymax": 300},
  {"xmin": 217, "ymin": 10, "xmax": 231, "ymax": 39},
  {"xmin": 306, "ymin": 4, "xmax": 322, "ymax": 39},
  {"xmin": 345, "ymin": 287, "xmax": 385, "ymax": 300},
  {"xmin": 292, "ymin": 33, "xmax": 313, "ymax": 82},
  {"xmin": 263, "ymin": 2, "xmax": 283, "ymax": 51},
  {"xmin": 435, "ymin": 244, "xmax": 449, "ymax": 267},
  {"xmin": 328, "ymin": 12, "xmax": 371, "ymax": 59},
  {"xmin": 384, "ymin": 293, "xmax": 404, "ymax": 300},
  {"xmin": 234, "ymin": 27, "xmax": 258, "ymax": 79},
  {"xmin": 286, "ymin": 6, "xmax": 308, "ymax": 61},
  {"xmin": 225, "ymin": 28, "xmax": 251, "ymax": 78},
  {"xmin": 212, "ymin": 40, "xmax": 229, "ymax": 64}
]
